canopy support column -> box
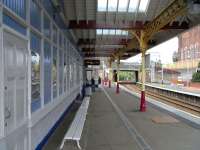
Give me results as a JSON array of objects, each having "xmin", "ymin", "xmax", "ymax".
[{"xmin": 139, "ymin": 31, "xmax": 147, "ymax": 112}]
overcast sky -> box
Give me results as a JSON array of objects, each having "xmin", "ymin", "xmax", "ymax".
[{"xmin": 123, "ymin": 37, "xmax": 179, "ymax": 64}]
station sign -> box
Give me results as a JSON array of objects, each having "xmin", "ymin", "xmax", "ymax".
[{"xmin": 84, "ymin": 59, "xmax": 100, "ymax": 66}]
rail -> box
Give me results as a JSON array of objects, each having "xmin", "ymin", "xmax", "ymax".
[{"xmin": 123, "ymin": 83, "xmax": 200, "ymax": 115}]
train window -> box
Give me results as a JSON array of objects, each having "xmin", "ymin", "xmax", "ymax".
[
  {"xmin": 44, "ymin": 41, "xmax": 52, "ymax": 104},
  {"xmin": 30, "ymin": 32, "xmax": 41, "ymax": 112}
]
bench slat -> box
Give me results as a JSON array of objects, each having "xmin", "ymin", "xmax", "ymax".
[
  {"xmin": 64, "ymin": 108, "xmax": 83, "ymax": 139},
  {"xmin": 73, "ymin": 111, "xmax": 87, "ymax": 140},
  {"xmin": 73, "ymin": 100, "xmax": 89, "ymax": 140}
]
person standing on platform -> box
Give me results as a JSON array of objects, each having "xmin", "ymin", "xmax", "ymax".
[
  {"xmin": 91, "ymin": 77, "xmax": 95, "ymax": 92},
  {"xmin": 98, "ymin": 76, "xmax": 101, "ymax": 85}
]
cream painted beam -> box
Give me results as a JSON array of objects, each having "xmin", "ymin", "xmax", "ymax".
[
  {"xmin": 111, "ymin": 0, "xmax": 188, "ymax": 61},
  {"xmin": 143, "ymin": 0, "xmax": 187, "ymax": 42}
]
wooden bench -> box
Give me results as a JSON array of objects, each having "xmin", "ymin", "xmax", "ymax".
[{"xmin": 60, "ymin": 97, "xmax": 90, "ymax": 149}]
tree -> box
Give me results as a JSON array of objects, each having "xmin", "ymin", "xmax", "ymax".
[
  {"xmin": 119, "ymin": 71, "xmax": 134, "ymax": 81},
  {"xmin": 198, "ymin": 61, "xmax": 200, "ymax": 68},
  {"xmin": 192, "ymin": 61, "xmax": 200, "ymax": 82},
  {"xmin": 192, "ymin": 72, "xmax": 200, "ymax": 82}
]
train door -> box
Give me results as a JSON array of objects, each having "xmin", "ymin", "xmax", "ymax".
[{"xmin": 3, "ymin": 31, "xmax": 28, "ymax": 136}]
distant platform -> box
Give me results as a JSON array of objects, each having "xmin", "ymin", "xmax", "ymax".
[
  {"xmin": 147, "ymin": 83, "xmax": 200, "ymax": 97},
  {"xmin": 118, "ymin": 81, "xmax": 136, "ymax": 84}
]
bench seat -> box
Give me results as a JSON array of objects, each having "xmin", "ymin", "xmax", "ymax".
[{"xmin": 60, "ymin": 97, "xmax": 90, "ymax": 149}]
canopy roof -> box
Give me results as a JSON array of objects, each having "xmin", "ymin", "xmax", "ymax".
[{"xmin": 62, "ymin": 0, "xmax": 200, "ymax": 59}]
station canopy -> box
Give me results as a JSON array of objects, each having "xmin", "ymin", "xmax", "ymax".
[{"xmin": 61, "ymin": 0, "xmax": 200, "ymax": 59}]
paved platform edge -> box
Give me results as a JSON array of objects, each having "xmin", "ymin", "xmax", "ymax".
[
  {"xmin": 119, "ymin": 85, "xmax": 200, "ymax": 129},
  {"xmin": 102, "ymin": 87, "xmax": 153, "ymax": 150}
]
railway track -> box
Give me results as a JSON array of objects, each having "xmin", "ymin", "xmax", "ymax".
[{"xmin": 123, "ymin": 84, "xmax": 200, "ymax": 116}]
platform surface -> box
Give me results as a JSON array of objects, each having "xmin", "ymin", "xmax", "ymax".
[
  {"xmin": 44, "ymin": 86, "xmax": 200, "ymax": 150},
  {"xmin": 103, "ymin": 87, "xmax": 200, "ymax": 150}
]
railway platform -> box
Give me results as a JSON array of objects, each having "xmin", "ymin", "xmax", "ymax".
[
  {"xmin": 44, "ymin": 86, "xmax": 200, "ymax": 150},
  {"xmin": 149, "ymin": 83, "xmax": 200, "ymax": 96}
]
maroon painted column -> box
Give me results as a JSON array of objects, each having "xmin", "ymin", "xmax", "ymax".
[
  {"xmin": 139, "ymin": 35, "xmax": 147, "ymax": 112},
  {"xmin": 116, "ymin": 82, "xmax": 119, "ymax": 93},
  {"xmin": 140, "ymin": 91, "xmax": 146, "ymax": 112}
]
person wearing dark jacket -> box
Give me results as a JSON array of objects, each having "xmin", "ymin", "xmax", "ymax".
[
  {"xmin": 91, "ymin": 77, "xmax": 95, "ymax": 92},
  {"xmin": 98, "ymin": 76, "xmax": 101, "ymax": 85}
]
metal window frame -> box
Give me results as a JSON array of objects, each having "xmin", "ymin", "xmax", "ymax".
[{"xmin": 0, "ymin": 1, "xmax": 4, "ymax": 138}]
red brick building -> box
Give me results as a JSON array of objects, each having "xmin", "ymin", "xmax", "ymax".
[{"xmin": 178, "ymin": 25, "xmax": 200, "ymax": 61}]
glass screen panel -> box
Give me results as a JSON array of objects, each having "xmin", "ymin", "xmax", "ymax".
[
  {"xmin": 44, "ymin": 41, "xmax": 52, "ymax": 104},
  {"xmin": 30, "ymin": 32, "xmax": 41, "ymax": 112},
  {"xmin": 53, "ymin": 47, "xmax": 57, "ymax": 99}
]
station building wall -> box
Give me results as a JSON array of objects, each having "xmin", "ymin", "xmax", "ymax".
[
  {"xmin": 0, "ymin": 0, "xmax": 83, "ymax": 149},
  {"xmin": 178, "ymin": 25, "xmax": 200, "ymax": 61}
]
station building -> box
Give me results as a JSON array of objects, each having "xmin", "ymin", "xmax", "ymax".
[
  {"xmin": 0, "ymin": 0, "xmax": 200, "ymax": 150},
  {"xmin": 178, "ymin": 24, "xmax": 200, "ymax": 61}
]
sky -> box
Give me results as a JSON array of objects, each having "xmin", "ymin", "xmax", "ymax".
[{"xmin": 122, "ymin": 37, "xmax": 179, "ymax": 65}]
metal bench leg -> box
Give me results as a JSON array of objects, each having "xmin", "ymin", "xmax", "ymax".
[
  {"xmin": 60, "ymin": 139, "xmax": 66, "ymax": 149},
  {"xmin": 76, "ymin": 140, "xmax": 82, "ymax": 150}
]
